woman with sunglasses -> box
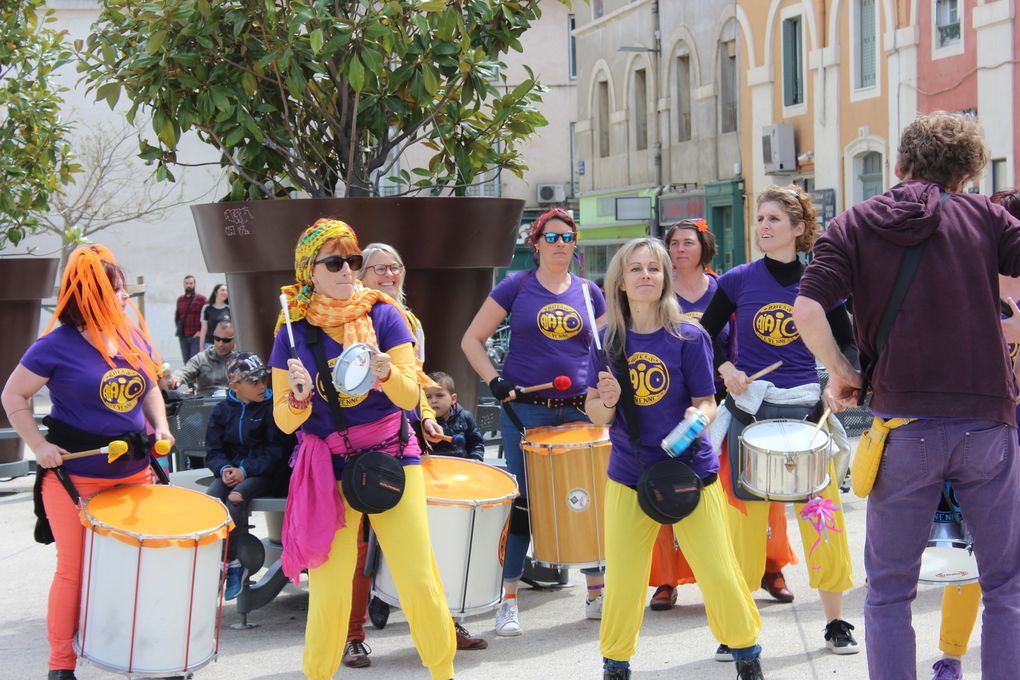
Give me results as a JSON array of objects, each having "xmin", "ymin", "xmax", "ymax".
[
  {"xmin": 462, "ymin": 207, "xmax": 607, "ymax": 636},
  {"xmin": 338, "ymin": 242, "xmax": 487, "ymax": 670},
  {"xmin": 269, "ymin": 219, "xmax": 456, "ymax": 680}
]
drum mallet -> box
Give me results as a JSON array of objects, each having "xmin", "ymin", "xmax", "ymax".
[
  {"xmin": 809, "ymin": 407, "xmax": 833, "ymax": 442},
  {"xmin": 63, "ymin": 440, "xmax": 130, "ymax": 462},
  {"xmin": 518, "ymin": 375, "xmax": 572, "ymax": 394},
  {"xmin": 745, "ymin": 360, "xmax": 783, "ymax": 382},
  {"xmin": 279, "ymin": 293, "xmax": 304, "ymax": 395}
]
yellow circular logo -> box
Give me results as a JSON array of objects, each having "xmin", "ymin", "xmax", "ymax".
[
  {"xmin": 628, "ymin": 352, "xmax": 669, "ymax": 406},
  {"xmin": 99, "ymin": 368, "xmax": 147, "ymax": 413},
  {"xmin": 537, "ymin": 303, "xmax": 584, "ymax": 340},
  {"xmin": 316, "ymin": 357, "xmax": 369, "ymax": 408},
  {"xmin": 753, "ymin": 303, "xmax": 799, "ymax": 346}
]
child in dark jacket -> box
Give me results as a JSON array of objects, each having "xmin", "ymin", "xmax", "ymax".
[
  {"xmin": 425, "ymin": 371, "xmax": 485, "ymax": 461},
  {"xmin": 205, "ymin": 352, "xmax": 287, "ymax": 599}
]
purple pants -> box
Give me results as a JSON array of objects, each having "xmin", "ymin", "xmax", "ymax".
[{"xmin": 865, "ymin": 418, "xmax": 1020, "ymax": 680}]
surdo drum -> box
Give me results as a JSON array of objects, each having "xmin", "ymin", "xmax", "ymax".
[
  {"xmin": 738, "ymin": 419, "xmax": 831, "ymax": 501},
  {"xmin": 75, "ymin": 484, "xmax": 232, "ymax": 676}
]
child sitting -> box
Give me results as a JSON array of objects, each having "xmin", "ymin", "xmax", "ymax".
[
  {"xmin": 425, "ymin": 371, "xmax": 485, "ymax": 461},
  {"xmin": 205, "ymin": 352, "xmax": 287, "ymax": 599}
]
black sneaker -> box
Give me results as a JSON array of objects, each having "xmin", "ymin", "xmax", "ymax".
[
  {"xmin": 368, "ymin": 596, "xmax": 390, "ymax": 630},
  {"xmin": 824, "ymin": 619, "xmax": 860, "ymax": 655},
  {"xmin": 603, "ymin": 667, "xmax": 631, "ymax": 680},
  {"xmin": 715, "ymin": 644, "xmax": 734, "ymax": 662},
  {"xmin": 735, "ymin": 657, "xmax": 765, "ymax": 680},
  {"xmin": 48, "ymin": 672, "xmax": 77, "ymax": 680}
]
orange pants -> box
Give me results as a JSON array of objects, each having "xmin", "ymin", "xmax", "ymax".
[
  {"xmin": 41, "ymin": 467, "xmax": 153, "ymax": 671},
  {"xmin": 649, "ymin": 501, "xmax": 797, "ymax": 587}
]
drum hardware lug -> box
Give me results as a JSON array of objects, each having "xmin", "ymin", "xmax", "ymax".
[{"xmin": 784, "ymin": 455, "xmax": 797, "ymax": 472}]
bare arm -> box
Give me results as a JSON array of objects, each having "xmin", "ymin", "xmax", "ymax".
[
  {"xmin": 585, "ymin": 370, "xmax": 621, "ymax": 426},
  {"xmin": 1, "ymin": 364, "xmax": 65, "ymax": 468},
  {"xmin": 141, "ymin": 385, "xmax": 173, "ymax": 446},
  {"xmin": 793, "ymin": 296, "xmax": 861, "ymax": 411},
  {"xmin": 461, "ymin": 297, "xmax": 508, "ymax": 384}
]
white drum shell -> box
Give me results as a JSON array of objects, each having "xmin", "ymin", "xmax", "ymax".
[
  {"xmin": 75, "ymin": 530, "xmax": 223, "ymax": 675},
  {"xmin": 739, "ymin": 419, "xmax": 831, "ymax": 501},
  {"xmin": 374, "ymin": 498, "xmax": 511, "ymax": 615}
]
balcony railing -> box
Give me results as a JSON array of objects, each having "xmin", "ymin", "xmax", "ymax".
[{"xmin": 937, "ymin": 21, "xmax": 961, "ymax": 47}]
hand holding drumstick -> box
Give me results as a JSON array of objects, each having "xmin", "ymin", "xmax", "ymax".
[{"xmin": 718, "ymin": 360, "xmax": 782, "ymax": 397}]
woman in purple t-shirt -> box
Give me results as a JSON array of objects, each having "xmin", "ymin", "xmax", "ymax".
[
  {"xmin": 1, "ymin": 245, "xmax": 171, "ymax": 680},
  {"xmin": 700, "ymin": 185, "xmax": 859, "ymax": 658},
  {"xmin": 586, "ymin": 237, "xmax": 764, "ymax": 680},
  {"xmin": 462, "ymin": 207, "xmax": 607, "ymax": 636}
]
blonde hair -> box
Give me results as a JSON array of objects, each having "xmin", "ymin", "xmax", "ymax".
[
  {"xmin": 602, "ymin": 238, "xmax": 701, "ymax": 358},
  {"xmin": 897, "ymin": 111, "xmax": 988, "ymax": 189},
  {"xmin": 756, "ymin": 184, "xmax": 819, "ymax": 253},
  {"xmin": 357, "ymin": 242, "xmax": 406, "ymax": 306}
]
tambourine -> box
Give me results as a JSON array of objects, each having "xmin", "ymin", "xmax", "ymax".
[{"xmin": 332, "ymin": 343, "xmax": 377, "ymax": 397}]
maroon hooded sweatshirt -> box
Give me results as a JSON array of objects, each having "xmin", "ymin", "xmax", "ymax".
[{"xmin": 800, "ymin": 179, "xmax": 1020, "ymax": 426}]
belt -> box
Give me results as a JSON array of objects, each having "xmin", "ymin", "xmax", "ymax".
[{"xmin": 513, "ymin": 393, "xmax": 587, "ymax": 410}]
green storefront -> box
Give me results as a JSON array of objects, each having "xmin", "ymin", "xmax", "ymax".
[
  {"xmin": 657, "ymin": 179, "xmax": 746, "ymax": 273},
  {"xmin": 577, "ymin": 186, "xmax": 659, "ymax": 282}
]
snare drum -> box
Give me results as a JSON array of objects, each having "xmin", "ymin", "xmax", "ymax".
[
  {"xmin": 373, "ymin": 456, "xmax": 518, "ymax": 614},
  {"xmin": 920, "ymin": 483, "xmax": 979, "ymax": 585},
  {"xmin": 521, "ymin": 423, "xmax": 610, "ymax": 568},
  {"xmin": 75, "ymin": 485, "xmax": 232, "ymax": 676},
  {"xmin": 738, "ymin": 419, "xmax": 831, "ymax": 501},
  {"xmin": 332, "ymin": 343, "xmax": 376, "ymax": 397}
]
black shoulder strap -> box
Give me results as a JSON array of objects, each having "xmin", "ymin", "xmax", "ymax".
[
  {"xmin": 874, "ymin": 239, "xmax": 930, "ymax": 357},
  {"xmin": 611, "ymin": 347, "xmax": 642, "ymax": 459},
  {"xmin": 305, "ymin": 324, "xmax": 346, "ymax": 433}
]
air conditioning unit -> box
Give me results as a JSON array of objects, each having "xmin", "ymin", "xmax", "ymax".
[
  {"xmin": 762, "ymin": 124, "xmax": 797, "ymax": 174},
  {"xmin": 537, "ymin": 183, "xmax": 566, "ymax": 204}
]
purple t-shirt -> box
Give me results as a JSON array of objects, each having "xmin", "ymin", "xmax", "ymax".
[
  {"xmin": 21, "ymin": 325, "xmax": 152, "ymax": 478},
  {"xmin": 587, "ymin": 324, "xmax": 718, "ymax": 486},
  {"xmin": 491, "ymin": 270, "xmax": 606, "ymax": 398},
  {"xmin": 717, "ymin": 259, "xmax": 818, "ymax": 389},
  {"xmin": 268, "ymin": 303, "xmax": 414, "ymax": 437},
  {"xmin": 677, "ymin": 275, "xmax": 731, "ymax": 391}
]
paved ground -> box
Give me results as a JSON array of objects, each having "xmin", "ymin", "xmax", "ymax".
[{"xmin": 0, "ymin": 442, "xmax": 980, "ymax": 680}]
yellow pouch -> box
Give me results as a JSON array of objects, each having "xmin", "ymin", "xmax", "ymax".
[{"xmin": 851, "ymin": 417, "xmax": 916, "ymax": 497}]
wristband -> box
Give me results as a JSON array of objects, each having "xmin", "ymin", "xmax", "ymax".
[{"xmin": 288, "ymin": 391, "xmax": 312, "ymax": 410}]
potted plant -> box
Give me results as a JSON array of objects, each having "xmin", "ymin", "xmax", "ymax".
[
  {"xmin": 0, "ymin": 0, "xmax": 75, "ymax": 471},
  {"xmin": 79, "ymin": 0, "xmax": 558, "ymax": 406}
]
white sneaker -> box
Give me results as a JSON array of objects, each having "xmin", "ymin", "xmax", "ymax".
[
  {"xmin": 495, "ymin": 598, "xmax": 521, "ymax": 636},
  {"xmin": 585, "ymin": 591, "xmax": 603, "ymax": 620}
]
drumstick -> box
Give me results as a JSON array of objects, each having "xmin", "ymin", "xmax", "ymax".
[
  {"xmin": 518, "ymin": 376, "xmax": 572, "ymax": 394},
  {"xmin": 746, "ymin": 361, "xmax": 783, "ymax": 382},
  {"xmin": 809, "ymin": 407, "xmax": 832, "ymax": 442},
  {"xmin": 581, "ymin": 282, "xmax": 609, "ymax": 371},
  {"xmin": 279, "ymin": 293, "xmax": 304, "ymax": 395},
  {"xmin": 63, "ymin": 440, "xmax": 130, "ymax": 462}
]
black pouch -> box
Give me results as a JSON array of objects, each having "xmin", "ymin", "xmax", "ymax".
[
  {"xmin": 341, "ymin": 450, "xmax": 405, "ymax": 514},
  {"xmin": 636, "ymin": 458, "xmax": 702, "ymax": 524}
]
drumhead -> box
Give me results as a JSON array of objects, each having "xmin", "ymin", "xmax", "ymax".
[
  {"xmin": 742, "ymin": 419, "xmax": 828, "ymax": 451},
  {"xmin": 422, "ymin": 456, "xmax": 518, "ymax": 505},
  {"xmin": 522, "ymin": 423, "xmax": 610, "ymax": 449},
  {"xmin": 81, "ymin": 485, "xmax": 232, "ymax": 547},
  {"xmin": 332, "ymin": 343, "xmax": 375, "ymax": 396}
]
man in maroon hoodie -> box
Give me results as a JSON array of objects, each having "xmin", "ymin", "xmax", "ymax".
[{"xmin": 793, "ymin": 111, "xmax": 1020, "ymax": 680}]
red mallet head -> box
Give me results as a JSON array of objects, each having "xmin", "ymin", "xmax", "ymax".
[{"xmin": 553, "ymin": 375, "xmax": 572, "ymax": 391}]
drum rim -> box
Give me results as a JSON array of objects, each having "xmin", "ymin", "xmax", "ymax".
[
  {"xmin": 521, "ymin": 422, "xmax": 610, "ymax": 448},
  {"xmin": 332, "ymin": 342, "xmax": 376, "ymax": 396},
  {"xmin": 739, "ymin": 418, "xmax": 831, "ymax": 454},
  {"xmin": 82, "ymin": 485, "xmax": 233, "ymax": 547}
]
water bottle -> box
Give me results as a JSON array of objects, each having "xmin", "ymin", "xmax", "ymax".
[{"xmin": 661, "ymin": 409, "xmax": 709, "ymax": 458}]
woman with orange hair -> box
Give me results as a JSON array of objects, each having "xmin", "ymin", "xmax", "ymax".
[{"xmin": 1, "ymin": 245, "xmax": 172, "ymax": 680}]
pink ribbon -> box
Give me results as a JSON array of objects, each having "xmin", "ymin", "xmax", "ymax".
[{"xmin": 799, "ymin": 496, "xmax": 843, "ymax": 561}]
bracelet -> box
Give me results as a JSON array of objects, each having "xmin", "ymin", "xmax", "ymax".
[
  {"xmin": 602, "ymin": 399, "xmax": 618, "ymax": 409},
  {"xmin": 288, "ymin": 391, "xmax": 312, "ymax": 410}
]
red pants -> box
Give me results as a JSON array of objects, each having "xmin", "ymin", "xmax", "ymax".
[
  {"xmin": 41, "ymin": 468, "xmax": 152, "ymax": 670},
  {"xmin": 347, "ymin": 516, "xmax": 371, "ymax": 641}
]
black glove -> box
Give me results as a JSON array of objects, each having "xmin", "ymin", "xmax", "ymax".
[{"xmin": 489, "ymin": 376, "xmax": 516, "ymax": 401}]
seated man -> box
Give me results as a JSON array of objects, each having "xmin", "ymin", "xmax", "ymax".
[{"xmin": 170, "ymin": 320, "xmax": 238, "ymax": 396}]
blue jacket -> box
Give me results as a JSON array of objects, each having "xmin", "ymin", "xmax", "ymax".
[
  {"xmin": 205, "ymin": 389, "xmax": 287, "ymax": 478},
  {"xmin": 432, "ymin": 403, "xmax": 485, "ymax": 461}
]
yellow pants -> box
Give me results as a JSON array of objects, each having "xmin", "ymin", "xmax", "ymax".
[
  {"xmin": 726, "ymin": 459, "xmax": 853, "ymax": 593},
  {"xmin": 302, "ymin": 466, "xmax": 456, "ymax": 680},
  {"xmin": 600, "ymin": 480, "xmax": 761, "ymax": 662},
  {"xmin": 940, "ymin": 582, "xmax": 982, "ymax": 656}
]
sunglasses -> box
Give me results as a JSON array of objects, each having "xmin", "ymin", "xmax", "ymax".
[
  {"xmin": 213, "ymin": 335, "xmax": 235, "ymax": 343},
  {"xmin": 367, "ymin": 263, "xmax": 404, "ymax": 276},
  {"xmin": 314, "ymin": 255, "xmax": 363, "ymax": 272},
  {"xmin": 542, "ymin": 232, "xmax": 576, "ymax": 244}
]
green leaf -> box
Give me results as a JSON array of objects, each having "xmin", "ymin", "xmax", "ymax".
[
  {"xmin": 348, "ymin": 56, "xmax": 365, "ymax": 92},
  {"xmin": 241, "ymin": 71, "xmax": 257, "ymax": 95},
  {"xmin": 309, "ymin": 28, "xmax": 324, "ymax": 54},
  {"xmin": 147, "ymin": 30, "xmax": 167, "ymax": 55}
]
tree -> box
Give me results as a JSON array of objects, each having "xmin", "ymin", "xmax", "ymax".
[
  {"xmin": 78, "ymin": 0, "xmax": 558, "ymax": 200},
  {"xmin": 30, "ymin": 120, "xmax": 216, "ymax": 268},
  {"xmin": 0, "ymin": 0, "xmax": 78, "ymax": 247}
]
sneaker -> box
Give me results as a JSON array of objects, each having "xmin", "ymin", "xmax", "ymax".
[
  {"xmin": 603, "ymin": 667, "xmax": 631, "ymax": 680},
  {"xmin": 224, "ymin": 561, "xmax": 246, "ymax": 601},
  {"xmin": 586, "ymin": 591, "xmax": 604, "ymax": 620},
  {"xmin": 48, "ymin": 672, "xmax": 77, "ymax": 680},
  {"xmin": 761, "ymin": 571, "xmax": 794, "ymax": 603},
  {"xmin": 495, "ymin": 598, "xmax": 521, "ymax": 636},
  {"xmin": 931, "ymin": 658, "xmax": 963, "ymax": 680},
  {"xmin": 368, "ymin": 596, "xmax": 390, "ymax": 630},
  {"xmin": 715, "ymin": 644, "xmax": 734, "ymax": 662},
  {"xmin": 454, "ymin": 621, "xmax": 488, "ymax": 650},
  {"xmin": 735, "ymin": 656, "xmax": 765, "ymax": 680},
  {"xmin": 824, "ymin": 619, "xmax": 860, "ymax": 655},
  {"xmin": 649, "ymin": 584, "xmax": 677, "ymax": 611},
  {"xmin": 341, "ymin": 639, "xmax": 371, "ymax": 668}
]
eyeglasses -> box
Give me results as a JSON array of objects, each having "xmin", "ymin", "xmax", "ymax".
[
  {"xmin": 367, "ymin": 263, "xmax": 404, "ymax": 276},
  {"xmin": 213, "ymin": 335, "xmax": 235, "ymax": 343},
  {"xmin": 314, "ymin": 255, "xmax": 363, "ymax": 272},
  {"xmin": 542, "ymin": 232, "xmax": 576, "ymax": 244}
]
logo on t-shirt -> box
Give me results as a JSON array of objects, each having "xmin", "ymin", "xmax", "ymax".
[
  {"xmin": 536, "ymin": 303, "xmax": 584, "ymax": 340},
  {"xmin": 752, "ymin": 303, "xmax": 798, "ymax": 346},
  {"xmin": 317, "ymin": 357, "xmax": 369, "ymax": 408},
  {"xmin": 685, "ymin": 311, "xmax": 704, "ymax": 321},
  {"xmin": 1010, "ymin": 342, "xmax": 1019, "ymax": 362},
  {"xmin": 99, "ymin": 368, "xmax": 147, "ymax": 413},
  {"xmin": 628, "ymin": 352, "xmax": 669, "ymax": 406}
]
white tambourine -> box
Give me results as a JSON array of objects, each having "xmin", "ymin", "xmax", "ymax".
[{"xmin": 332, "ymin": 343, "xmax": 377, "ymax": 397}]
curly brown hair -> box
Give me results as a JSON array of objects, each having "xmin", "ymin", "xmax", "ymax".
[
  {"xmin": 896, "ymin": 111, "xmax": 988, "ymax": 189},
  {"xmin": 756, "ymin": 184, "xmax": 819, "ymax": 253}
]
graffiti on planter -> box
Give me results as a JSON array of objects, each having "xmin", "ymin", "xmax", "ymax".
[{"xmin": 223, "ymin": 207, "xmax": 254, "ymax": 236}]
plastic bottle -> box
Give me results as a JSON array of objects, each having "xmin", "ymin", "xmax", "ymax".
[{"xmin": 661, "ymin": 409, "xmax": 709, "ymax": 458}]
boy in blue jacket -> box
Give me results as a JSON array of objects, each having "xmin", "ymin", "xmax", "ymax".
[
  {"xmin": 425, "ymin": 371, "xmax": 486, "ymax": 461},
  {"xmin": 205, "ymin": 352, "xmax": 287, "ymax": 599}
]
